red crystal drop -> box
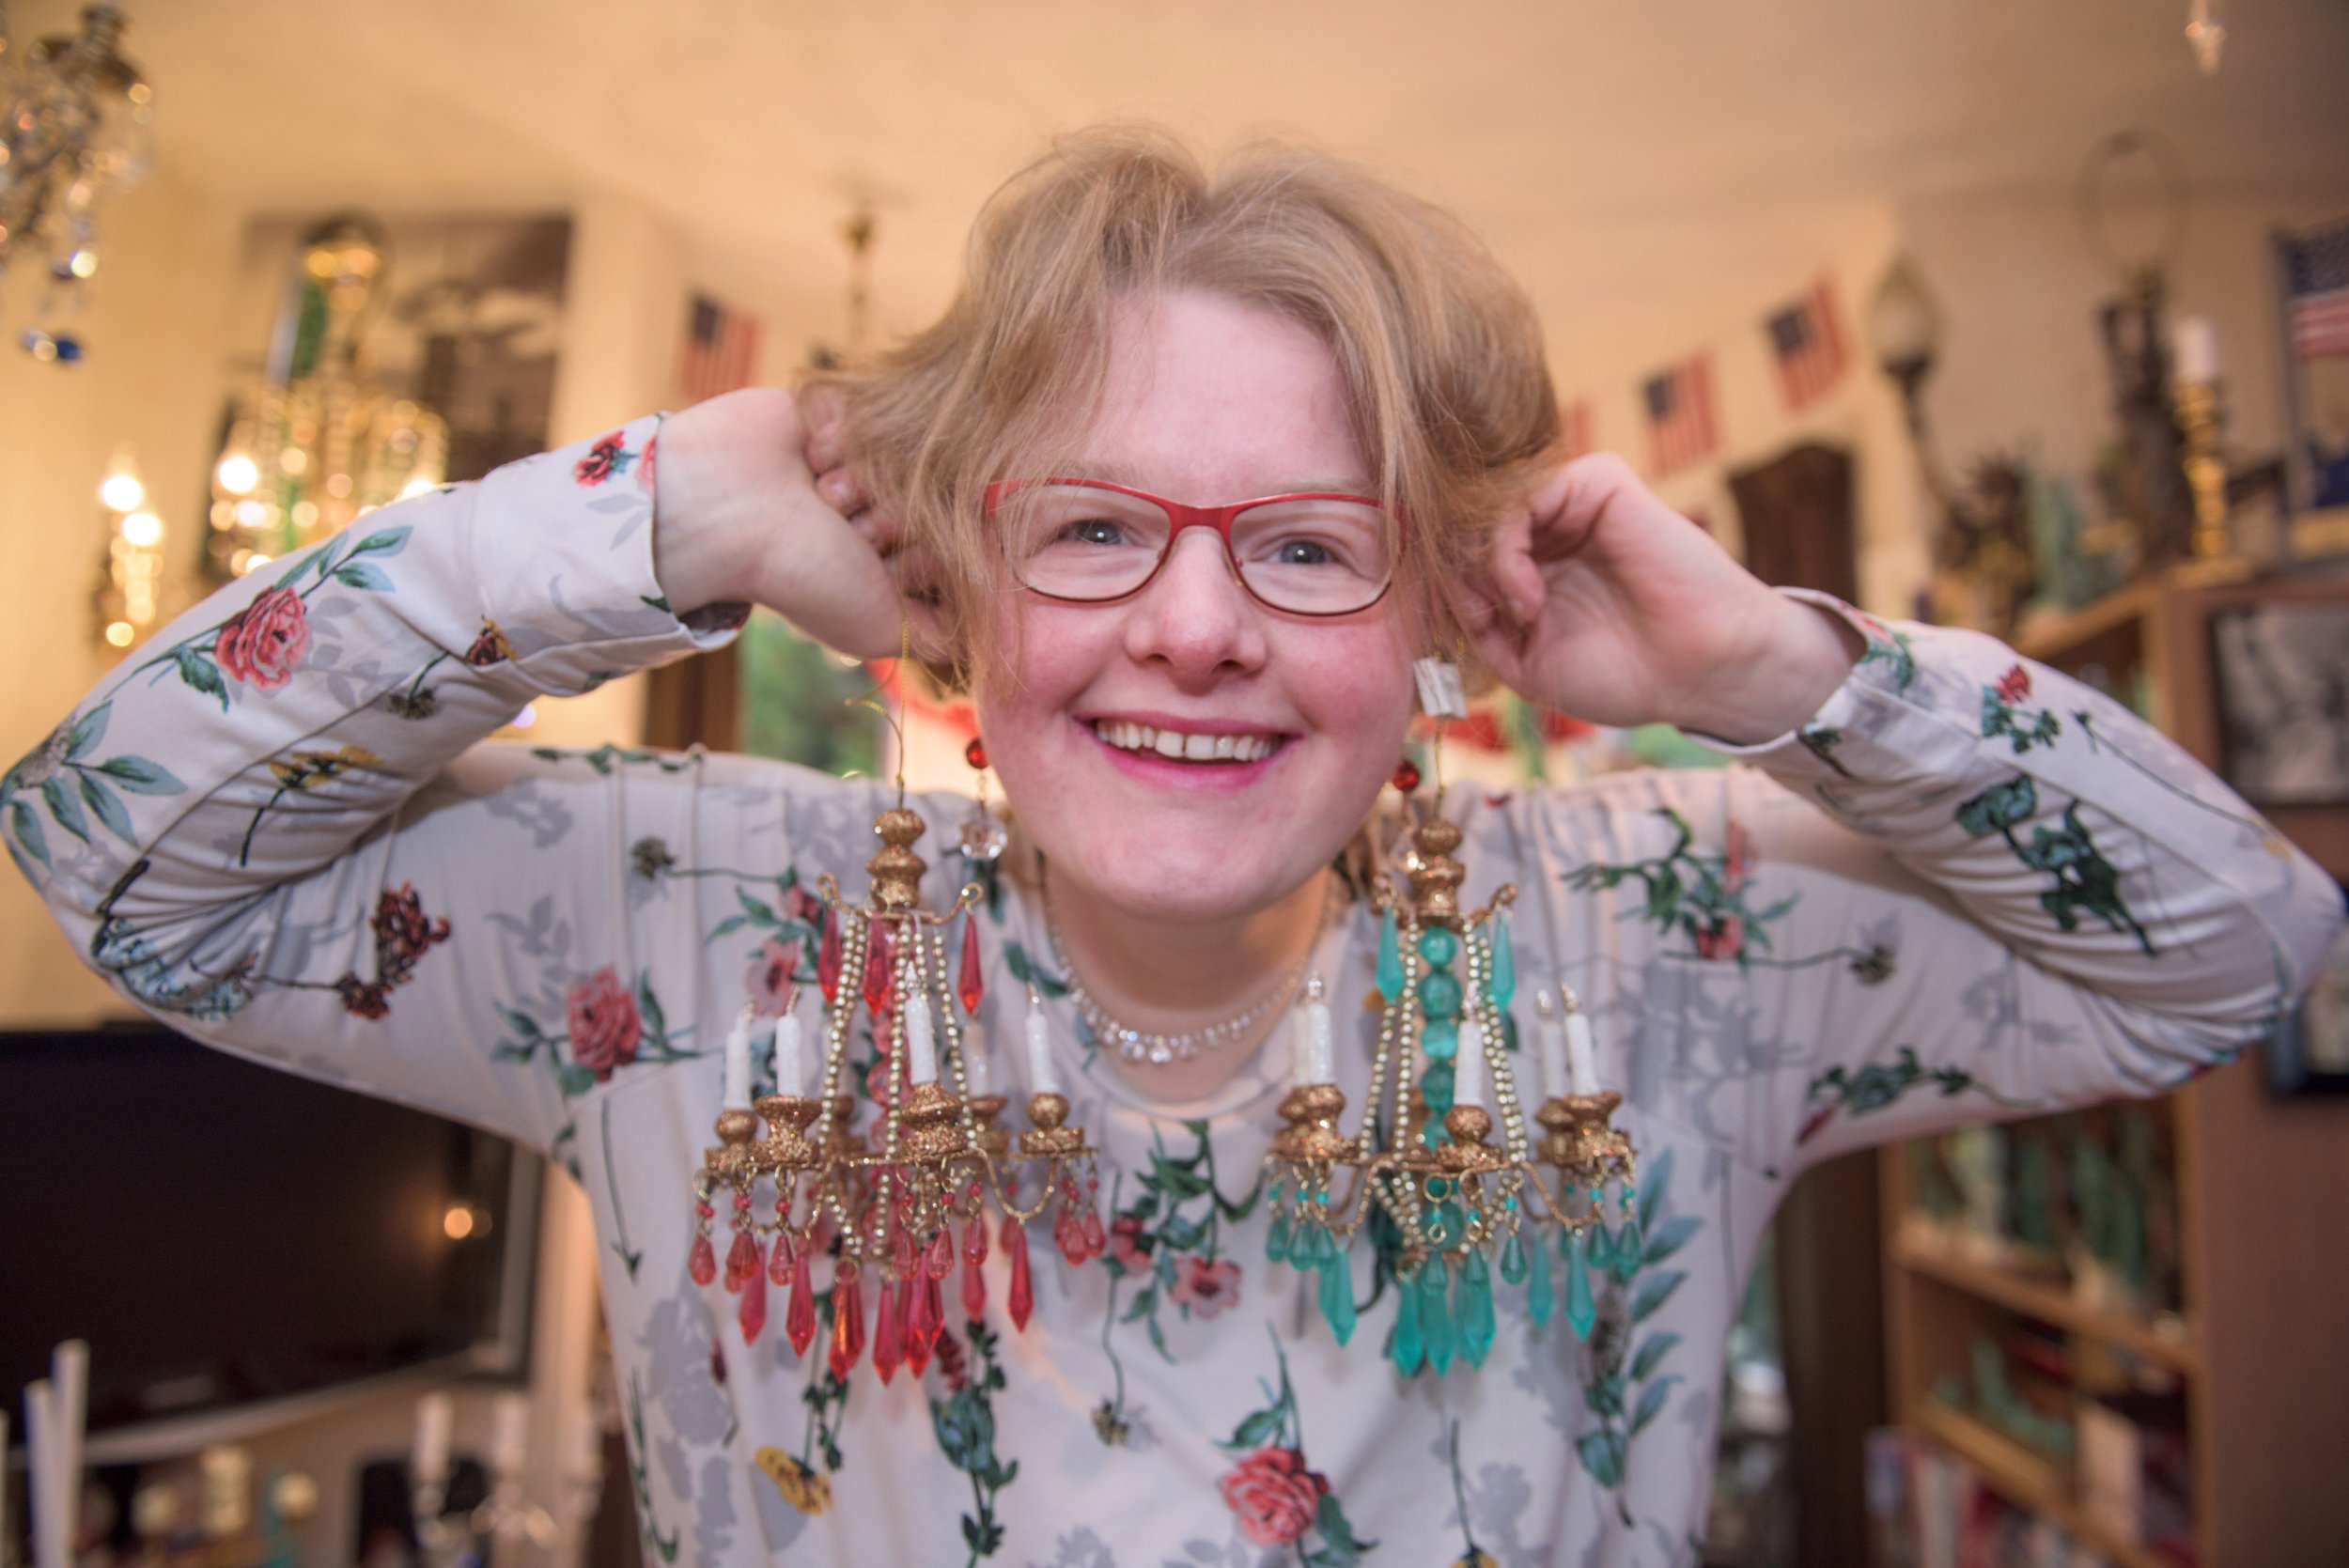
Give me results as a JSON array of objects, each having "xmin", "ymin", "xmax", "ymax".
[
  {"xmin": 1081, "ymin": 1206, "xmax": 1107, "ymax": 1260},
  {"xmin": 817, "ymin": 905, "xmax": 842, "ymax": 1005},
  {"xmin": 786, "ymin": 1250, "xmax": 817, "ymax": 1357},
  {"xmin": 738, "ymin": 1268, "xmax": 768, "ymax": 1343},
  {"xmin": 769, "ymin": 1230, "xmax": 798, "ymax": 1287},
  {"xmin": 957, "ymin": 916, "xmax": 984, "ymax": 1017},
  {"xmin": 1004, "ymin": 1216, "xmax": 1034, "ymax": 1331},
  {"xmin": 873, "ymin": 1281, "xmax": 904, "ymax": 1384},
  {"xmin": 926, "ymin": 1228, "xmax": 956, "ymax": 1281},
  {"xmin": 861, "ymin": 922, "xmax": 894, "ymax": 1014},
  {"xmin": 961, "ymin": 1256, "xmax": 988, "ymax": 1320},
  {"xmin": 828, "ymin": 1266, "xmax": 863, "ymax": 1380},
  {"xmin": 1053, "ymin": 1208, "xmax": 1086, "ymax": 1267},
  {"xmin": 809, "ymin": 1212, "xmax": 836, "ymax": 1258},
  {"xmin": 892, "ymin": 1223, "xmax": 919, "ymax": 1283},
  {"xmin": 723, "ymin": 1228, "xmax": 758, "ymax": 1294},
  {"xmin": 907, "ymin": 1273, "xmax": 943, "ymax": 1375},
  {"xmin": 1392, "ymin": 756, "xmax": 1422, "ymax": 794},
  {"xmin": 688, "ymin": 1233, "xmax": 717, "ymax": 1287},
  {"xmin": 963, "ymin": 1216, "xmax": 989, "ymax": 1266},
  {"xmin": 964, "ymin": 736, "xmax": 988, "ymax": 771}
]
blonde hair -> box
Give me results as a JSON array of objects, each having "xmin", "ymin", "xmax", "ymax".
[{"xmin": 819, "ymin": 124, "xmax": 1561, "ymax": 683}]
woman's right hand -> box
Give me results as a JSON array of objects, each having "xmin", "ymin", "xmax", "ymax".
[{"xmin": 649, "ymin": 387, "xmax": 911, "ymax": 660}]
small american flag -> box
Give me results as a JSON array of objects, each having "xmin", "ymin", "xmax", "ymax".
[
  {"xmin": 676, "ymin": 292, "xmax": 763, "ymax": 406},
  {"xmin": 1563, "ymin": 397, "xmax": 1595, "ymax": 459},
  {"xmin": 2282, "ymin": 220, "xmax": 2349, "ymax": 360},
  {"xmin": 1766, "ymin": 279, "xmax": 1848, "ymax": 411},
  {"xmin": 1642, "ymin": 356, "xmax": 1719, "ymax": 476}
]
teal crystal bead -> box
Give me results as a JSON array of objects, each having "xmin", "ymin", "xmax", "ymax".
[
  {"xmin": 1526, "ymin": 1234, "xmax": 1554, "ymax": 1327},
  {"xmin": 1377, "ymin": 907, "xmax": 1404, "ymax": 998},
  {"xmin": 1613, "ymin": 1215, "xmax": 1643, "ymax": 1280},
  {"xmin": 1565, "ymin": 1230, "xmax": 1596, "ymax": 1340},
  {"xmin": 1459, "ymin": 1250, "xmax": 1497, "ymax": 1369},
  {"xmin": 1417, "ymin": 926, "xmax": 1458, "ymax": 968},
  {"xmin": 1266, "ymin": 1211, "xmax": 1290, "ymax": 1264},
  {"xmin": 1421, "ymin": 1061, "xmax": 1455, "ymax": 1118},
  {"xmin": 1489, "ymin": 909, "xmax": 1517, "ymax": 1012},
  {"xmin": 1500, "ymin": 1230, "xmax": 1529, "ymax": 1285},
  {"xmin": 1421, "ymin": 1017, "xmax": 1459, "ymax": 1060},
  {"xmin": 1318, "ymin": 1251, "xmax": 1357, "ymax": 1346},
  {"xmin": 1586, "ymin": 1219, "xmax": 1616, "ymax": 1273},
  {"xmin": 1419, "ymin": 970, "xmax": 1463, "ymax": 1019},
  {"xmin": 1392, "ymin": 1265, "xmax": 1425, "ymax": 1374},
  {"xmin": 1419, "ymin": 1259, "xmax": 1456, "ymax": 1375}
]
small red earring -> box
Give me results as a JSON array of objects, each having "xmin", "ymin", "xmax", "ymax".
[
  {"xmin": 965, "ymin": 737, "xmax": 988, "ymax": 771},
  {"xmin": 1391, "ymin": 756, "xmax": 1421, "ymax": 794},
  {"xmin": 959, "ymin": 736, "xmax": 1007, "ymax": 862}
]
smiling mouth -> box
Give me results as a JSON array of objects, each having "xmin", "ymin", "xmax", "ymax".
[{"xmin": 1087, "ymin": 720, "xmax": 1286, "ymax": 765}]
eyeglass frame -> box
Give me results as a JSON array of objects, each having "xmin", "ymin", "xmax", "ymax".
[{"xmin": 980, "ymin": 476, "xmax": 1400, "ymax": 617}]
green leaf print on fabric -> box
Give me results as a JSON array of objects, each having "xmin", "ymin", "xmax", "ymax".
[
  {"xmin": 1573, "ymin": 1147, "xmax": 1694, "ymax": 1527},
  {"xmin": 528, "ymin": 742, "xmax": 693, "ymax": 775},
  {"xmin": 1797, "ymin": 722, "xmax": 1854, "ymax": 778},
  {"xmin": 1980, "ymin": 664, "xmax": 2061, "ymax": 754},
  {"xmin": 1954, "ymin": 774, "xmax": 2155, "ymax": 955},
  {"xmin": 1854, "ymin": 618, "xmax": 1918, "ymax": 693},
  {"xmin": 1565, "ymin": 809, "xmax": 1794, "ymax": 967},
  {"xmin": 930, "ymin": 1318, "xmax": 1019, "ymax": 1564},
  {"xmin": 1214, "ymin": 1327, "xmax": 1377, "ymax": 1565},
  {"xmin": 1797, "ymin": 1045, "xmax": 2034, "ymax": 1145},
  {"xmin": 2, "ymin": 701, "xmax": 186, "ymax": 871}
]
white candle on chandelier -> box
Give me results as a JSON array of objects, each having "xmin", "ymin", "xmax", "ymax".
[
  {"xmin": 722, "ymin": 1003, "xmax": 754, "ymax": 1110},
  {"xmin": 904, "ymin": 989, "xmax": 940, "ymax": 1085},
  {"xmin": 1535, "ymin": 990, "xmax": 1571, "ymax": 1102},
  {"xmin": 1453, "ymin": 981, "xmax": 1488, "ymax": 1111},
  {"xmin": 961, "ymin": 1020, "xmax": 991, "ymax": 1097},
  {"xmin": 1564, "ymin": 989, "xmax": 1599, "ymax": 1096},
  {"xmin": 771, "ymin": 988, "xmax": 804, "ymax": 1098},
  {"xmin": 412, "ymin": 1391, "xmax": 453, "ymax": 1490},
  {"xmin": 1291, "ymin": 973, "xmax": 1332, "ymax": 1086},
  {"xmin": 1025, "ymin": 984, "xmax": 1059, "ymax": 1094}
]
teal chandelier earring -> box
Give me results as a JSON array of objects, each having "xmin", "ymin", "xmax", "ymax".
[{"xmin": 1263, "ymin": 656, "xmax": 1639, "ymax": 1374}]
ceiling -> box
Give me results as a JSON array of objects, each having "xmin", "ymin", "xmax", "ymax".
[{"xmin": 63, "ymin": 0, "xmax": 2349, "ymax": 370}]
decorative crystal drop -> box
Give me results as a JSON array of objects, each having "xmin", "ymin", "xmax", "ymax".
[
  {"xmin": 1004, "ymin": 1215, "xmax": 1034, "ymax": 1330},
  {"xmin": 873, "ymin": 1281, "xmax": 904, "ymax": 1384},
  {"xmin": 1377, "ymin": 907, "xmax": 1404, "ymax": 998},
  {"xmin": 1319, "ymin": 1251, "xmax": 1357, "ymax": 1347},
  {"xmin": 1419, "ymin": 970, "xmax": 1462, "ymax": 1019},
  {"xmin": 1420, "ymin": 1258, "xmax": 1456, "ymax": 1375},
  {"xmin": 1587, "ymin": 1219, "xmax": 1616, "ymax": 1273},
  {"xmin": 1459, "ymin": 1250, "xmax": 1496, "ymax": 1369},
  {"xmin": 1565, "ymin": 1230, "xmax": 1596, "ymax": 1341},
  {"xmin": 893, "ymin": 1222, "xmax": 919, "ymax": 1283},
  {"xmin": 957, "ymin": 915, "xmax": 984, "ymax": 1016},
  {"xmin": 909, "ymin": 1273, "xmax": 944, "ymax": 1374},
  {"xmin": 723, "ymin": 1229, "xmax": 758, "ymax": 1294},
  {"xmin": 1489, "ymin": 909, "xmax": 1517, "ymax": 1013},
  {"xmin": 1266, "ymin": 1210, "xmax": 1291, "ymax": 1264},
  {"xmin": 1500, "ymin": 1231, "xmax": 1529, "ymax": 1285},
  {"xmin": 829, "ymin": 1265, "xmax": 863, "ymax": 1378},
  {"xmin": 1613, "ymin": 1214, "xmax": 1643, "ymax": 1281},
  {"xmin": 770, "ymin": 1229, "xmax": 798, "ymax": 1286},
  {"xmin": 1526, "ymin": 1233, "xmax": 1554, "ymax": 1327},
  {"xmin": 862, "ymin": 921, "xmax": 894, "ymax": 1014},
  {"xmin": 817, "ymin": 905, "xmax": 843, "ymax": 1005},
  {"xmin": 1081, "ymin": 1206, "xmax": 1106, "ymax": 1260},
  {"xmin": 786, "ymin": 1250, "xmax": 817, "ymax": 1356},
  {"xmin": 926, "ymin": 1228, "xmax": 957, "ymax": 1281},
  {"xmin": 961, "ymin": 1256, "xmax": 988, "ymax": 1320},
  {"xmin": 1392, "ymin": 1266, "xmax": 1425, "ymax": 1374},
  {"xmin": 964, "ymin": 1216, "xmax": 989, "ymax": 1266},
  {"xmin": 1418, "ymin": 926, "xmax": 1458, "ymax": 968},
  {"xmin": 739, "ymin": 1268, "xmax": 768, "ymax": 1343},
  {"xmin": 688, "ymin": 1233, "xmax": 717, "ymax": 1287}
]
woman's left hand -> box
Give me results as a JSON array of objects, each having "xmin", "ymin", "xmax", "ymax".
[{"xmin": 1470, "ymin": 453, "xmax": 1864, "ymax": 746}]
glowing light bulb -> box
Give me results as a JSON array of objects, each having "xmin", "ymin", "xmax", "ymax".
[
  {"xmin": 215, "ymin": 454, "xmax": 259, "ymax": 495},
  {"xmin": 99, "ymin": 471, "xmax": 144, "ymax": 512},
  {"xmin": 103, "ymin": 621, "xmax": 133, "ymax": 647},
  {"xmin": 119, "ymin": 511, "xmax": 163, "ymax": 549}
]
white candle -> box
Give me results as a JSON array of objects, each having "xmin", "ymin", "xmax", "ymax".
[
  {"xmin": 1564, "ymin": 995, "xmax": 1599, "ymax": 1097},
  {"xmin": 1024, "ymin": 984, "xmax": 1058, "ymax": 1094},
  {"xmin": 1290, "ymin": 974, "xmax": 1332, "ymax": 1086},
  {"xmin": 489, "ymin": 1389, "xmax": 529, "ymax": 1478},
  {"xmin": 25, "ymin": 1380, "xmax": 59, "ymax": 1568},
  {"xmin": 904, "ymin": 990, "xmax": 940, "ymax": 1085},
  {"xmin": 412, "ymin": 1390, "xmax": 453, "ymax": 1489},
  {"xmin": 1536, "ymin": 992, "xmax": 1571, "ymax": 1102},
  {"xmin": 1454, "ymin": 983, "xmax": 1487, "ymax": 1111},
  {"xmin": 2173, "ymin": 315, "xmax": 2220, "ymax": 384},
  {"xmin": 722, "ymin": 1004, "xmax": 753, "ymax": 1109},
  {"xmin": 52, "ymin": 1341, "xmax": 85, "ymax": 1555},
  {"xmin": 771, "ymin": 997, "xmax": 804, "ymax": 1098},
  {"xmin": 961, "ymin": 1020, "xmax": 991, "ymax": 1097}
]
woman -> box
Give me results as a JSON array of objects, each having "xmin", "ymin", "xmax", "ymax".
[{"xmin": 14, "ymin": 127, "xmax": 2337, "ymax": 1563}]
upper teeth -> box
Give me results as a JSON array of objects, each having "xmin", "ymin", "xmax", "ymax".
[{"xmin": 1094, "ymin": 721, "xmax": 1278, "ymax": 763}]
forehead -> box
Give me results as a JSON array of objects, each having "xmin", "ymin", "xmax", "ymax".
[{"xmin": 1072, "ymin": 289, "xmax": 1371, "ymax": 500}]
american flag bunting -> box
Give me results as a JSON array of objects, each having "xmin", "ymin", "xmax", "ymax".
[
  {"xmin": 1642, "ymin": 356, "xmax": 1719, "ymax": 477},
  {"xmin": 676, "ymin": 292, "xmax": 763, "ymax": 406},
  {"xmin": 1766, "ymin": 278, "xmax": 1848, "ymax": 411},
  {"xmin": 2282, "ymin": 221, "xmax": 2349, "ymax": 360}
]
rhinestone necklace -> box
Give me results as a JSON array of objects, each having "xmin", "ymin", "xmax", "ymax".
[{"xmin": 1043, "ymin": 873, "xmax": 1335, "ymax": 1066}]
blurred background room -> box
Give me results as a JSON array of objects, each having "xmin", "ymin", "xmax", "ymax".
[{"xmin": 3, "ymin": 1, "xmax": 2347, "ymax": 1564}]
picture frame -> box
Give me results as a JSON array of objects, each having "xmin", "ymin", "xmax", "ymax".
[
  {"xmin": 2263, "ymin": 891, "xmax": 2349, "ymax": 1096},
  {"xmin": 2272, "ymin": 218, "xmax": 2349, "ymax": 562},
  {"xmin": 2207, "ymin": 601, "xmax": 2349, "ymax": 805}
]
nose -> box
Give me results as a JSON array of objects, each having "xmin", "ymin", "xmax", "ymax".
[{"xmin": 1119, "ymin": 528, "xmax": 1268, "ymax": 687}]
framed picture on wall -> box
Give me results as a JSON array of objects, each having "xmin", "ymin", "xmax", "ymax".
[
  {"xmin": 2208, "ymin": 601, "xmax": 2349, "ymax": 804},
  {"xmin": 2274, "ymin": 218, "xmax": 2349, "ymax": 559},
  {"xmin": 2265, "ymin": 893, "xmax": 2349, "ymax": 1095}
]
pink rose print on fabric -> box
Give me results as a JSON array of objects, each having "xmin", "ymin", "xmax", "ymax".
[
  {"xmin": 1170, "ymin": 1255, "xmax": 1242, "ymax": 1320},
  {"xmin": 573, "ymin": 431, "xmax": 630, "ymax": 487},
  {"xmin": 213, "ymin": 586, "xmax": 312, "ymax": 690},
  {"xmin": 1995, "ymin": 663, "xmax": 2031, "ymax": 704},
  {"xmin": 566, "ymin": 966, "xmax": 643, "ymax": 1081},
  {"xmin": 744, "ymin": 937, "xmax": 803, "ymax": 1017},
  {"xmin": 1218, "ymin": 1447, "xmax": 1329, "ymax": 1546}
]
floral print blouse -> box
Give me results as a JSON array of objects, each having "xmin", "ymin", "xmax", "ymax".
[{"xmin": 10, "ymin": 418, "xmax": 2339, "ymax": 1567}]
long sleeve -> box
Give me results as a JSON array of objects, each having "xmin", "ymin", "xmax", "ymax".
[
  {"xmin": 2, "ymin": 417, "xmax": 752, "ymax": 1151},
  {"xmin": 1505, "ymin": 592, "xmax": 2342, "ymax": 1176}
]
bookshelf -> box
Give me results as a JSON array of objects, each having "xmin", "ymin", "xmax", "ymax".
[{"xmin": 1878, "ymin": 568, "xmax": 2349, "ymax": 1568}]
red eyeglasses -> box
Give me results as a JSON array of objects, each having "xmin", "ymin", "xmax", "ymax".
[{"xmin": 983, "ymin": 477, "xmax": 1398, "ymax": 616}]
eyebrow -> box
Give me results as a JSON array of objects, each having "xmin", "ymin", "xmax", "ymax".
[{"xmin": 1059, "ymin": 458, "xmax": 1378, "ymax": 496}]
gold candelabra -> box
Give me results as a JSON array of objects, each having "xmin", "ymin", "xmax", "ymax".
[
  {"xmin": 689, "ymin": 799, "xmax": 1101, "ymax": 1384},
  {"xmin": 1262, "ymin": 803, "xmax": 1637, "ymax": 1374}
]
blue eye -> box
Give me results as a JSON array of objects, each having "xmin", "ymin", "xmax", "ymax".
[
  {"xmin": 1272, "ymin": 538, "xmax": 1338, "ymax": 567},
  {"xmin": 1059, "ymin": 519, "xmax": 1127, "ymax": 547}
]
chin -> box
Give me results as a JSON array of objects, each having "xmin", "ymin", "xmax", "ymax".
[{"xmin": 1043, "ymin": 792, "xmax": 1371, "ymax": 924}]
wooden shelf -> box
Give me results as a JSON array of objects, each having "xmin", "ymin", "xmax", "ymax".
[
  {"xmin": 1915, "ymin": 1402, "xmax": 2180, "ymax": 1568},
  {"xmin": 2014, "ymin": 579, "xmax": 2157, "ymax": 665},
  {"xmin": 1893, "ymin": 1234, "xmax": 2200, "ymax": 1375}
]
